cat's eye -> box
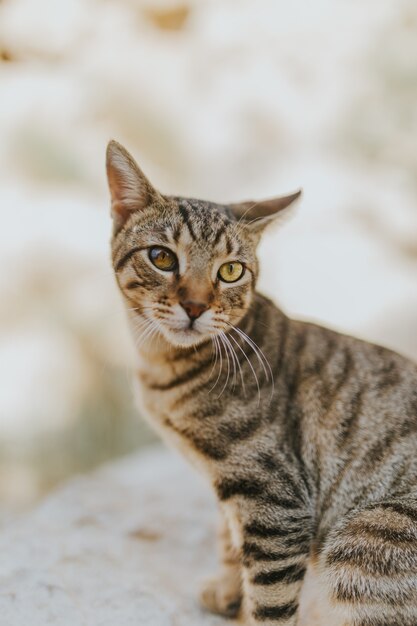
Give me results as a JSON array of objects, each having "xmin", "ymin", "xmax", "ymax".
[
  {"xmin": 149, "ymin": 246, "xmax": 177, "ymax": 272},
  {"xmin": 218, "ymin": 261, "xmax": 244, "ymax": 283}
]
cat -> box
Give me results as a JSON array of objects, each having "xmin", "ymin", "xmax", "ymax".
[{"xmin": 106, "ymin": 139, "xmax": 417, "ymax": 626}]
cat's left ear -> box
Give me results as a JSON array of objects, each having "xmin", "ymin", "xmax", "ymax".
[
  {"xmin": 229, "ymin": 190, "xmax": 302, "ymax": 235},
  {"xmin": 106, "ymin": 140, "xmax": 161, "ymax": 233}
]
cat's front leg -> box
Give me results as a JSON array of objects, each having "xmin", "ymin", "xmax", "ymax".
[
  {"xmin": 200, "ymin": 510, "xmax": 242, "ymax": 618},
  {"xmin": 241, "ymin": 513, "xmax": 311, "ymax": 626}
]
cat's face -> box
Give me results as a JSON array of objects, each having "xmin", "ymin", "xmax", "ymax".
[
  {"xmin": 113, "ymin": 197, "xmax": 259, "ymax": 348},
  {"xmin": 107, "ymin": 141, "xmax": 300, "ymax": 350}
]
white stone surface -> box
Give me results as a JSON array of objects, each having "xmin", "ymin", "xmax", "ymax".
[
  {"xmin": 0, "ymin": 447, "xmax": 221, "ymax": 625},
  {"xmin": 0, "ymin": 446, "xmax": 329, "ymax": 625}
]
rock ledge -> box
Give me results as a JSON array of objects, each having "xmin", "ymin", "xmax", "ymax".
[{"xmin": 0, "ymin": 447, "xmax": 227, "ymax": 626}]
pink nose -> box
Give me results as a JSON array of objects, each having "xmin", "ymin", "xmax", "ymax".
[{"xmin": 180, "ymin": 300, "xmax": 209, "ymax": 321}]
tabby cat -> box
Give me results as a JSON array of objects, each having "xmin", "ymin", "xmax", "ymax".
[{"xmin": 106, "ymin": 140, "xmax": 417, "ymax": 626}]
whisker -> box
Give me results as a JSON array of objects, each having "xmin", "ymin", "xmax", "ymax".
[
  {"xmin": 142, "ymin": 323, "xmax": 162, "ymax": 350},
  {"xmin": 216, "ymin": 334, "xmax": 231, "ymax": 398},
  {"xmin": 130, "ymin": 315, "xmax": 152, "ymax": 336},
  {"xmin": 209, "ymin": 335, "xmax": 223, "ymax": 394},
  {"xmin": 227, "ymin": 330, "xmax": 260, "ymax": 404},
  {"xmin": 133, "ymin": 320, "xmax": 156, "ymax": 348},
  {"xmin": 222, "ymin": 333, "xmax": 237, "ymax": 390},
  {"xmin": 222, "ymin": 331, "xmax": 245, "ymax": 396},
  {"xmin": 132, "ymin": 315, "xmax": 162, "ymax": 352},
  {"xmin": 231, "ymin": 325, "xmax": 271, "ymax": 381},
  {"xmin": 227, "ymin": 323, "xmax": 275, "ymax": 402},
  {"xmin": 208, "ymin": 336, "xmax": 219, "ymax": 382}
]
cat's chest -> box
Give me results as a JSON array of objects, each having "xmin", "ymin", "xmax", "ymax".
[
  {"xmin": 134, "ymin": 348, "xmax": 222, "ymax": 420},
  {"xmin": 134, "ymin": 367, "xmax": 198, "ymax": 421},
  {"xmin": 133, "ymin": 367, "xmax": 218, "ymax": 475}
]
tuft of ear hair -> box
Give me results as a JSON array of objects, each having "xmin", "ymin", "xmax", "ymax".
[
  {"xmin": 106, "ymin": 140, "xmax": 161, "ymax": 233},
  {"xmin": 229, "ymin": 190, "xmax": 302, "ymax": 234}
]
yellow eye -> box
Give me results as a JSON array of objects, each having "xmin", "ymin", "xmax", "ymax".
[
  {"xmin": 149, "ymin": 246, "xmax": 177, "ymax": 271},
  {"xmin": 218, "ymin": 261, "xmax": 244, "ymax": 283}
]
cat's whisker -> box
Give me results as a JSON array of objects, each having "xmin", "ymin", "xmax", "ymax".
[
  {"xmin": 131, "ymin": 319, "xmax": 154, "ymax": 348},
  {"xmin": 132, "ymin": 316, "xmax": 162, "ymax": 351},
  {"xmin": 215, "ymin": 334, "xmax": 227, "ymax": 397},
  {"xmin": 131, "ymin": 326, "xmax": 152, "ymax": 351},
  {"xmin": 225, "ymin": 332, "xmax": 240, "ymax": 391},
  {"xmin": 222, "ymin": 331, "xmax": 245, "ymax": 396},
  {"xmin": 132, "ymin": 317, "xmax": 150, "ymax": 330},
  {"xmin": 222, "ymin": 333, "xmax": 237, "ymax": 390},
  {"xmin": 209, "ymin": 335, "xmax": 223, "ymax": 394},
  {"xmin": 208, "ymin": 336, "xmax": 219, "ymax": 383},
  {"xmin": 227, "ymin": 330, "xmax": 260, "ymax": 404},
  {"xmin": 223, "ymin": 334, "xmax": 236, "ymax": 390},
  {"xmin": 227, "ymin": 323, "xmax": 275, "ymax": 400},
  {"xmin": 226, "ymin": 334, "xmax": 237, "ymax": 389},
  {"xmin": 235, "ymin": 329, "xmax": 274, "ymax": 404},
  {"xmin": 130, "ymin": 316, "xmax": 152, "ymax": 338},
  {"xmin": 231, "ymin": 325, "xmax": 271, "ymax": 380},
  {"xmin": 141, "ymin": 323, "xmax": 162, "ymax": 351},
  {"xmin": 152, "ymin": 317, "xmax": 167, "ymax": 351},
  {"xmin": 216, "ymin": 333, "xmax": 231, "ymax": 398},
  {"xmin": 225, "ymin": 335, "xmax": 246, "ymax": 397}
]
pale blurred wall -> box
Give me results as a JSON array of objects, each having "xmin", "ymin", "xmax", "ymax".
[{"xmin": 0, "ymin": 0, "xmax": 416, "ymax": 518}]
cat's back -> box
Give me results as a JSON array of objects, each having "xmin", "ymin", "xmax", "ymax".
[
  {"xmin": 268, "ymin": 305, "xmax": 417, "ymax": 467},
  {"xmin": 267, "ymin": 312, "xmax": 417, "ymax": 530},
  {"xmin": 283, "ymin": 310, "xmax": 417, "ymax": 411},
  {"xmin": 331, "ymin": 328, "xmax": 417, "ymax": 440}
]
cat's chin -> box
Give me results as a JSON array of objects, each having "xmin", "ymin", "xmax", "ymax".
[{"xmin": 163, "ymin": 327, "xmax": 211, "ymax": 349}]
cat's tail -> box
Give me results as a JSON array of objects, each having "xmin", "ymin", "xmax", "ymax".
[{"xmin": 318, "ymin": 498, "xmax": 417, "ymax": 626}]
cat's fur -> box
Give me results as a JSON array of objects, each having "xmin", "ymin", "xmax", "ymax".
[{"xmin": 106, "ymin": 140, "xmax": 417, "ymax": 626}]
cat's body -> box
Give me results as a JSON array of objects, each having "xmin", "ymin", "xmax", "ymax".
[{"xmin": 106, "ymin": 140, "xmax": 417, "ymax": 626}]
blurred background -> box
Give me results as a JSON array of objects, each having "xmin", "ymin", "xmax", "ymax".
[{"xmin": 0, "ymin": 0, "xmax": 416, "ymax": 524}]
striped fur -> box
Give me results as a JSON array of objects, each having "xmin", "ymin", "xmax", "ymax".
[{"xmin": 107, "ymin": 141, "xmax": 417, "ymax": 625}]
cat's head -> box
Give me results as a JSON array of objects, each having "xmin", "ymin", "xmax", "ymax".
[{"xmin": 106, "ymin": 140, "xmax": 300, "ymax": 349}]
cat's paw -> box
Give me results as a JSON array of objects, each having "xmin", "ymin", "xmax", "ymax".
[{"xmin": 200, "ymin": 575, "xmax": 242, "ymax": 618}]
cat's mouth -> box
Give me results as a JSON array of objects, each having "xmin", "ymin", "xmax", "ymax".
[
  {"xmin": 168, "ymin": 327, "xmax": 205, "ymax": 346},
  {"xmin": 163, "ymin": 319, "xmax": 217, "ymax": 346},
  {"xmin": 132, "ymin": 305, "xmax": 222, "ymax": 348},
  {"xmin": 161, "ymin": 317, "xmax": 218, "ymax": 348},
  {"xmin": 155, "ymin": 306, "xmax": 220, "ymax": 347}
]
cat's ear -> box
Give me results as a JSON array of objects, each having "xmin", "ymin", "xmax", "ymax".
[
  {"xmin": 106, "ymin": 140, "xmax": 160, "ymax": 233},
  {"xmin": 229, "ymin": 190, "xmax": 302, "ymax": 235}
]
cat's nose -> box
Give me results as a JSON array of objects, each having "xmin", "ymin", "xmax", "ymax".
[{"xmin": 180, "ymin": 300, "xmax": 209, "ymax": 321}]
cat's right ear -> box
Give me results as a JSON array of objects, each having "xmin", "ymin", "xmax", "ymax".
[
  {"xmin": 229, "ymin": 190, "xmax": 302, "ymax": 236},
  {"xmin": 106, "ymin": 140, "xmax": 159, "ymax": 233}
]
